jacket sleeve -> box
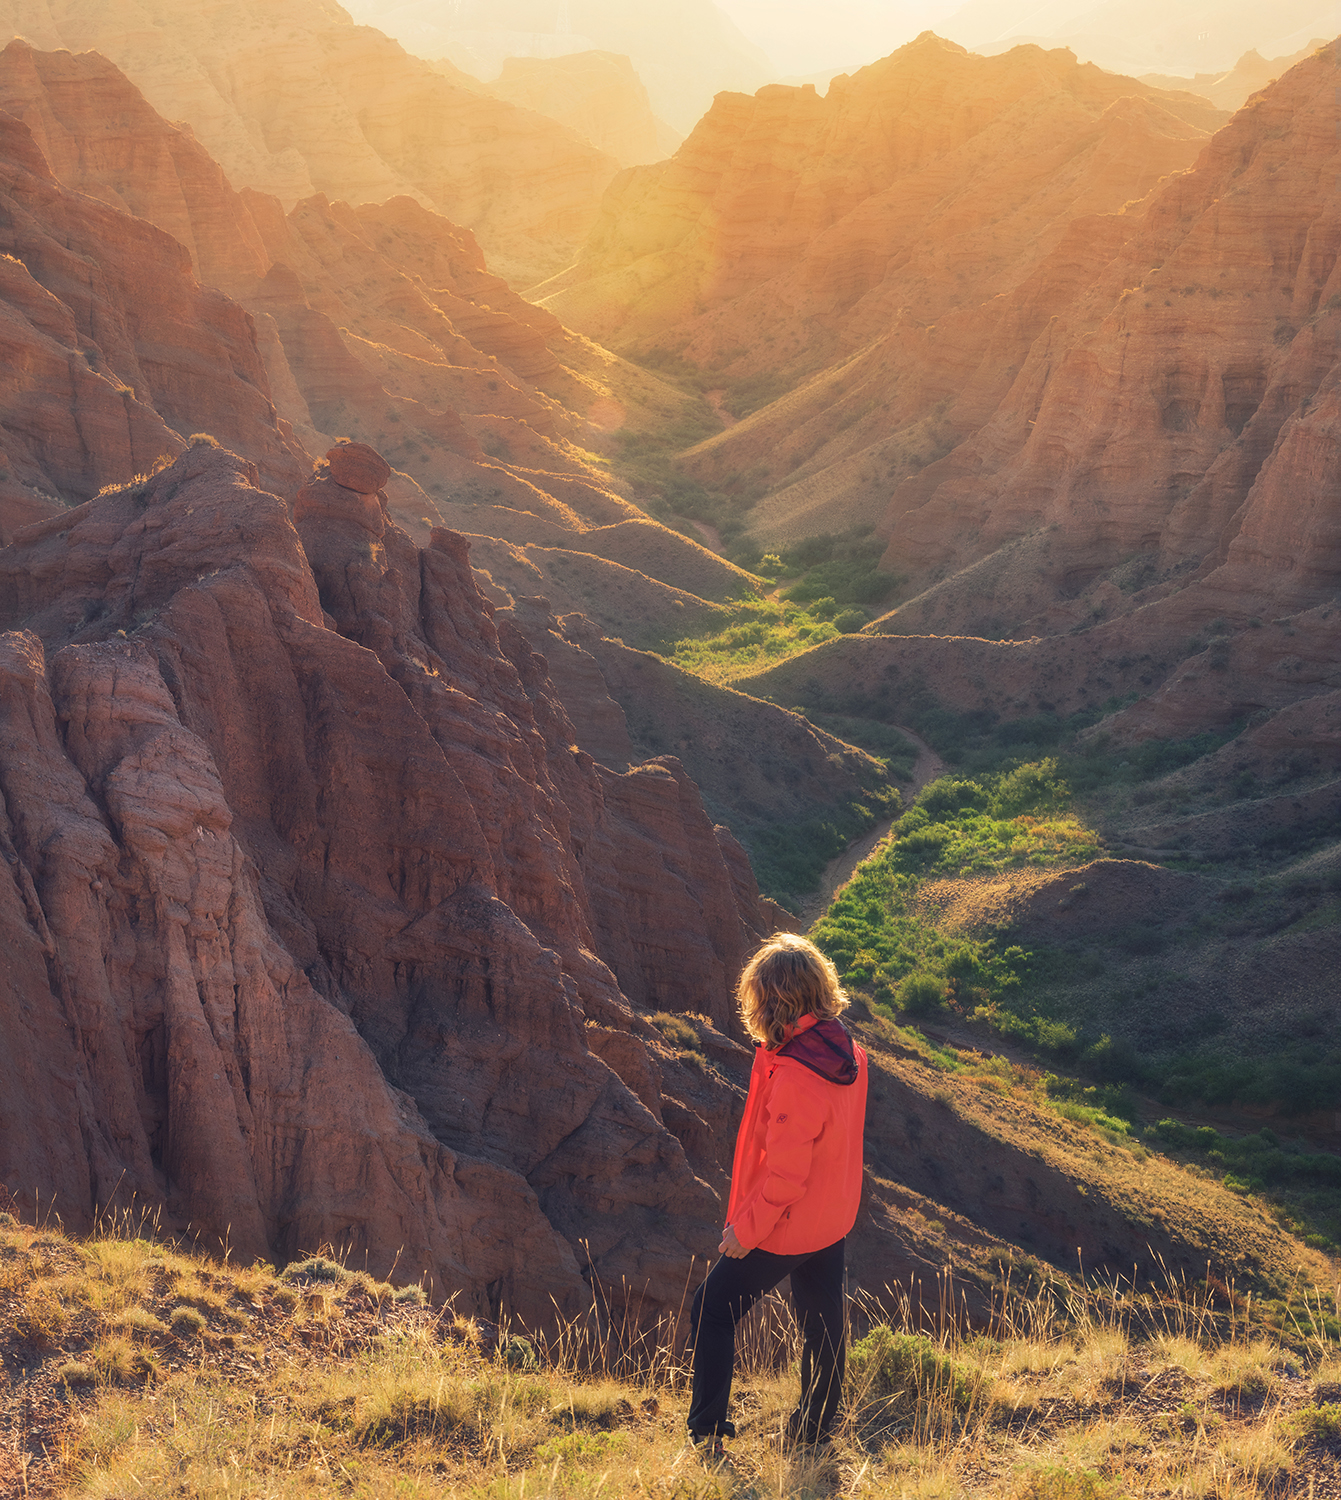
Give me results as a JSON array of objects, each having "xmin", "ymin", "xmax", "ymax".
[{"xmin": 730, "ymin": 1069, "xmax": 828, "ymax": 1250}]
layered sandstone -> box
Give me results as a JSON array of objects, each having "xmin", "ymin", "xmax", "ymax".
[
  {"xmin": 0, "ymin": 42, "xmax": 657, "ymax": 544},
  {"xmin": 872, "ymin": 42, "xmax": 1341, "ymax": 702},
  {"xmin": 538, "ymin": 35, "xmax": 1225, "ymax": 539},
  {"xmin": 0, "ymin": 442, "xmax": 782, "ymax": 1318},
  {"xmin": 0, "ymin": 0, "xmax": 618, "ymax": 283},
  {"xmin": 542, "ymin": 37, "xmax": 1221, "ymax": 353},
  {"xmin": 0, "ymin": 102, "xmax": 304, "ymax": 504}
]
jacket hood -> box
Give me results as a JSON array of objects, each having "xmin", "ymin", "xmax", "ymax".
[{"xmin": 776, "ymin": 1017, "xmax": 859, "ymax": 1086}]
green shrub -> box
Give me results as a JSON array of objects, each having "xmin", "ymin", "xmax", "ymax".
[
  {"xmin": 501, "ymin": 1335, "xmax": 538, "ymax": 1370},
  {"xmin": 990, "ymin": 760, "xmax": 1068, "ymax": 818},
  {"xmin": 280, "ymin": 1256, "xmax": 348, "ymax": 1284},
  {"xmin": 897, "ymin": 972, "xmax": 948, "ymax": 1015},
  {"xmin": 650, "ymin": 1012, "xmax": 699, "ymax": 1050},
  {"xmin": 915, "ymin": 777, "xmax": 989, "ymax": 820},
  {"xmin": 169, "ymin": 1306, "xmax": 206, "ymax": 1338},
  {"xmin": 833, "ymin": 608, "xmax": 868, "ymax": 633},
  {"xmin": 356, "ymin": 1386, "xmax": 467, "ymax": 1448},
  {"xmin": 848, "ymin": 1327, "xmax": 976, "ymax": 1411},
  {"xmin": 392, "ymin": 1284, "xmax": 426, "ymax": 1305},
  {"xmin": 1284, "ymin": 1403, "xmax": 1341, "ymax": 1444},
  {"xmin": 533, "ymin": 1431, "xmax": 626, "ymax": 1468},
  {"xmin": 1014, "ymin": 1469, "xmax": 1122, "ymax": 1500}
]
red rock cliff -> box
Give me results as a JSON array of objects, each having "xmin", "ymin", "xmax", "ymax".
[{"xmin": 0, "ymin": 442, "xmax": 782, "ymax": 1320}]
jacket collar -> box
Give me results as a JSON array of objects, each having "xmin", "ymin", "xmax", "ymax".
[{"xmin": 775, "ymin": 1013, "xmax": 819, "ymax": 1048}]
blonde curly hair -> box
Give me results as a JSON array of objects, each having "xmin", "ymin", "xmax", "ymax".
[{"xmin": 737, "ymin": 933, "xmax": 849, "ymax": 1050}]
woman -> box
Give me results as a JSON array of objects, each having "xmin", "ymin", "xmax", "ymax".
[{"xmin": 684, "ymin": 933, "xmax": 868, "ymax": 1458}]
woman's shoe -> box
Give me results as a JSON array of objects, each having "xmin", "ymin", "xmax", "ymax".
[{"xmin": 675, "ymin": 1434, "xmax": 732, "ymax": 1469}]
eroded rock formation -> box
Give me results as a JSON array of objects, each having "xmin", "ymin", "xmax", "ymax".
[
  {"xmin": 0, "ymin": 441, "xmax": 786, "ymax": 1319},
  {"xmin": 856, "ymin": 43, "xmax": 1341, "ymax": 753},
  {"xmin": 538, "ymin": 34, "xmax": 1226, "ymax": 538},
  {"xmin": 0, "ymin": 100, "xmax": 304, "ymax": 510},
  {"xmin": 0, "ymin": 42, "xmax": 673, "ymax": 552},
  {"xmin": 0, "ymin": 0, "xmax": 618, "ymax": 283}
]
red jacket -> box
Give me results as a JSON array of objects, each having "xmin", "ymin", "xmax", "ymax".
[{"xmin": 725, "ymin": 1014, "xmax": 868, "ymax": 1254}]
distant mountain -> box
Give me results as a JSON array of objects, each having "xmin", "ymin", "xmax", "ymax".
[
  {"xmin": 470, "ymin": 50, "xmax": 681, "ymax": 167},
  {"xmin": 940, "ymin": 0, "xmax": 1341, "ymax": 76},
  {"xmin": 1140, "ymin": 39, "xmax": 1328, "ymax": 113},
  {"xmin": 340, "ymin": 0, "xmax": 774, "ymax": 134},
  {"xmin": 0, "ymin": 0, "xmax": 619, "ymax": 284},
  {"xmin": 539, "ymin": 35, "xmax": 1225, "ymax": 540}
]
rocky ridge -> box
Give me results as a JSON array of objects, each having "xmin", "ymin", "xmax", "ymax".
[
  {"xmin": 860, "ymin": 42, "xmax": 1341, "ymax": 755},
  {"xmin": 537, "ymin": 34, "xmax": 1226, "ymax": 540},
  {"xmin": 0, "ymin": 43, "xmax": 674, "ymax": 550},
  {"xmin": 0, "ymin": 0, "xmax": 619, "ymax": 284},
  {"xmin": 0, "ymin": 103, "xmax": 305, "ymax": 541},
  {"xmin": 1140, "ymin": 39, "xmax": 1329, "ymax": 112},
  {"xmin": 0, "ymin": 440, "xmax": 786, "ymax": 1320}
]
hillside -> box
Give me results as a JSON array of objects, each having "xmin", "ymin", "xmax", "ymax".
[
  {"xmin": 2, "ymin": 1106, "xmax": 1338, "ymax": 1497},
  {"xmin": 536, "ymin": 34, "xmax": 1226, "ymax": 542},
  {"xmin": 0, "ymin": 0, "xmax": 619, "ymax": 283}
]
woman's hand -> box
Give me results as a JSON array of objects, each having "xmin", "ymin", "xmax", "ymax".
[{"xmin": 718, "ymin": 1224, "xmax": 748, "ymax": 1259}]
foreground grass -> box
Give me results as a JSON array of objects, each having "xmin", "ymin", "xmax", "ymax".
[{"xmin": 4, "ymin": 1213, "xmax": 1341, "ymax": 1498}]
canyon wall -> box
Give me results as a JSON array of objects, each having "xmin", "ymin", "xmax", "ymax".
[
  {"xmin": 0, "ymin": 100, "xmax": 305, "ymax": 534},
  {"xmin": 853, "ymin": 42, "xmax": 1341, "ymax": 753},
  {"xmin": 538, "ymin": 34, "xmax": 1225, "ymax": 539},
  {"xmin": 0, "ymin": 440, "xmax": 789, "ymax": 1319},
  {"xmin": 0, "ymin": 0, "xmax": 618, "ymax": 283},
  {"xmin": 0, "ymin": 42, "xmax": 655, "ymax": 546}
]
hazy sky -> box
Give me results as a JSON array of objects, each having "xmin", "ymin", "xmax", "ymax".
[{"xmin": 716, "ymin": 0, "xmax": 961, "ymax": 75}]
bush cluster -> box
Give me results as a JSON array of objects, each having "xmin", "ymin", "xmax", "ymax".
[{"xmin": 812, "ymin": 760, "xmax": 1100, "ymax": 1009}]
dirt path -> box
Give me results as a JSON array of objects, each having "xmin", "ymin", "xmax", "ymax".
[
  {"xmin": 799, "ymin": 725, "xmax": 945, "ymax": 928},
  {"xmin": 691, "ymin": 519, "xmax": 724, "ymax": 551},
  {"xmin": 704, "ymin": 388, "xmax": 737, "ymax": 428}
]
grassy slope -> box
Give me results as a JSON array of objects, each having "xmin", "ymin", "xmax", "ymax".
[
  {"xmin": 5, "ymin": 1212, "xmax": 1341, "ymax": 1499},
  {"xmin": 803, "ymin": 745, "xmax": 1341, "ymax": 1253}
]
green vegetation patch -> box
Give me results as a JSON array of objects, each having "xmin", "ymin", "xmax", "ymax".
[
  {"xmin": 812, "ymin": 759, "xmax": 1100, "ymax": 1004},
  {"xmin": 848, "ymin": 1326, "xmax": 979, "ymax": 1413},
  {"xmin": 749, "ymin": 785, "xmax": 901, "ymax": 908},
  {"xmin": 1145, "ymin": 1121, "xmax": 1341, "ymax": 1254},
  {"xmin": 731, "ymin": 530, "xmax": 902, "ymax": 613},
  {"xmin": 661, "ymin": 595, "xmax": 845, "ymax": 683}
]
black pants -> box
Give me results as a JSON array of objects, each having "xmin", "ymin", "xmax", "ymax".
[{"xmin": 685, "ymin": 1236, "xmax": 846, "ymax": 1441}]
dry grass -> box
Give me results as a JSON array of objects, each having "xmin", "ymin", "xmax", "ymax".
[{"xmin": 3, "ymin": 1213, "xmax": 1341, "ymax": 1498}]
